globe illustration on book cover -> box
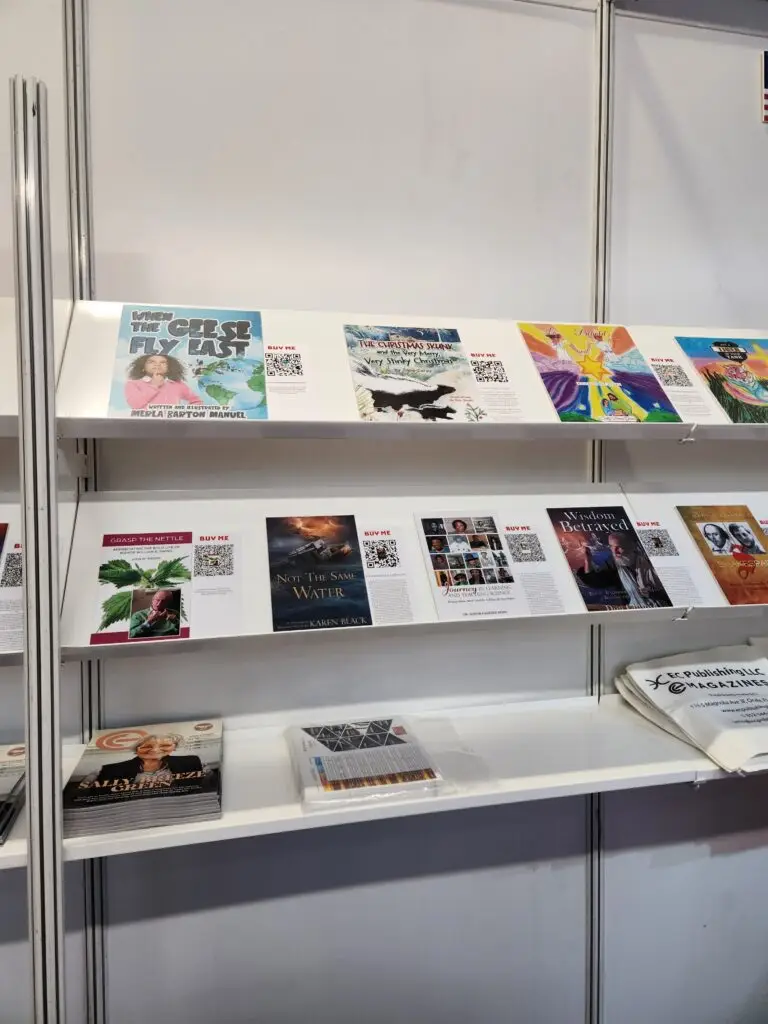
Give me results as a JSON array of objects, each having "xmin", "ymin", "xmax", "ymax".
[{"xmin": 191, "ymin": 356, "xmax": 266, "ymax": 414}]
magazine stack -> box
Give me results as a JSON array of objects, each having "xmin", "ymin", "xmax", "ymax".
[
  {"xmin": 287, "ymin": 717, "xmax": 442, "ymax": 806},
  {"xmin": 616, "ymin": 645, "xmax": 768, "ymax": 772},
  {"xmin": 64, "ymin": 719, "xmax": 223, "ymax": 838},
  {"xmin": 0, "ymin": 744, "xmax": 25, "ymax": 844}
]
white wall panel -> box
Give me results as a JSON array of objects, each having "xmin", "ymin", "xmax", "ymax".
[
  {"xmin": 104, "ymin": 800, "xmax": 588, "ymax": 1024},
  {"xmin": 0, "ymin": 0, "xmax": 70, "ymax": 297},
  {"xmin": 87, "ymin": 0, "xmax": 598, "ymax": 1019},
  {"xmin": 603, "ymin": 8, "xmax": 768, "ymax": 1023},
  {"xmin": 604, "ymin": 778, "xmax": 768, "ymax": 1024},
  {"xmin": 89, "ymin": 0, "xmax": 595, "ymax": 319}
]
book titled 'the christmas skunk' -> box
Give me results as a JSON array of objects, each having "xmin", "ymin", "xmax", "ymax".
[{"xmin": 63, "ymin": 720, "xmax": 222, "ymax": 837}]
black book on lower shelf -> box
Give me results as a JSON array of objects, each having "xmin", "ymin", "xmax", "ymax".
[
  {"xmin": 0, "ymin": 744, "xmax": 26, "ymax": 845},
  {"xmin": 63, "ymin": 720, "xmax": 223, "ymax": 838}
]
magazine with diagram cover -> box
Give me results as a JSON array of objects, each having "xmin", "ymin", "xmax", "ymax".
[
  {"xmin": 0, "ymin": 744, "xmax": 25, "ymax": 845},
  {"xmin": 616, "ymin": 645, "xmax": 768, "ymax": 772},
  {"xmin": 63, "ymin": 720, "xmax": 222, "ymax": 837},
  {"xmin": 286, "ymin": 718, "xmax": 442, "ymax": 805}
]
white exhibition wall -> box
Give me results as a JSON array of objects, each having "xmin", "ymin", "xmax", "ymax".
[
  {"xmin": 602, "ymin": 6, "xmax": 768, "ymax": 1023},
  {"xmin": 2, "ymin": 0, "xmax": 768, "ymax": 1021},
  {"xmin": 87, "ymin": 1, "xmax": 595, "ymax": 1021}
]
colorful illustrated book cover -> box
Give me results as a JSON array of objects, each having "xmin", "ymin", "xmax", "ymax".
[
  {"xmin": 674, "ymin": 337, "xmax": 768, "ymax": 423},
  {"xmin": 90, "ymin": 533, "xmax": 193, "ymax": 645},
  {"xmin": 676, "ymin": 505, "xmax": 768, "ymax": 605},
  {"xmin": 547, "ymin": 505, "xmax": 673, "ymax": 611},
  {"xmin": 266, "ymin": 515, "xmax": 373, "ymax": 632},
  {"xmin": 109, "ymin": 304, "xmax": 267, "ymax": 420},
  {"xmin": 345, "ymin": 324, "xmax": 487, "ymax": 423},
  {"xmin": 519, "ymin": 322, "xmax": 681, "ymax": 424}
]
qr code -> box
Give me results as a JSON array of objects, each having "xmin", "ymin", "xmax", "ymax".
[
  {"xmin": 363, "ymin": 539, "xmax": 400, "ymax": 569},
  {"xmin": 653, "ymin": 363, "xmax": 692, "ymax": 388},
  {"xmin": 0, "ymin": 553, "xmax": 22, "ymax": 587},
  {"xmin": 266, "ymin": 352, "xmax": 304, "ymax": 377},
  {"xmin": 505, "ymin": 533, "xmax": 545, "ymax": 563},
  {"xmin": 637, "ymin": 529, "xmax": 678, "ymax": 558},
  {"xmin": 471, "ymin": 359, "xmax": 508, "ymax": 384},
  {"xmin": 194, "ymin": 544, "xmax": 234, "ymax": 577}
]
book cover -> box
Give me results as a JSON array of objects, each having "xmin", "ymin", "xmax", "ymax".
[
  {"xmin": 676, "ymin": 504, "xmax": 768, "ymax": 605},
  {"xmin": 519, "ymin": 322, "xmax": 681, "ymax": 423},
  {"xmin": 674, "ymin": 337, "xmax": 768, "ymax": 424},
  {"xmin": 547, "ymin": 505, "xmax": 673, "ymax": 611},
  {"xmin": 108, "ymin": 304, "xmax": 267, "ymax": 421},
  {"xmin": 345, "ymin": 324, "xmax": 487, "ymax": 422},
  {"xmin": 266, "ymin": 515, "xmax": 373, "ymax": 631},
  {"xmin": 287, "ymin": 718, "xmax": 440, "ymax": 801},
  {"xmin": 64, "ymin": 720, "xmax": 222, "ymax": 811}
]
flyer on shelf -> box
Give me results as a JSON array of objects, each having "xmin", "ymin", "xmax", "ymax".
[
  {"xmin": 265, "ymin": 514, "xmax": 417, "ymax": 632},
  {"xmin": 0, "ymin": 524, "xmax": 22, "ymax": 653},
  {"xmin": 674, "ymin": 336, "xmax": 768, "ymax": 424},
  {"xmin": 345, "ymin": 324, "xmax": 488, "ymax": 423},
  {"xmin": 108, "ymin": 304, "xmax": 268, "ymax": 421},
  {"xmin": 676, "ymin": 504, "xmax": 768, "ymax": 605},
  {"xmin": 547, "ymin": 505, "xmax": 673, "ymax": 612},
  {"xmin": 621, "ymin": 494, "xmax": 725, "ymax": 610},
  {"xmin": 63, "ymin": 719, "xmax": 223, "ymax": 837},
  {"xmin": 416, "ymin": 509, "xmax": 575, "ymax": 620},
  {"xmin": 286, "ymin": 718, "xmax": 441, "ymax": 804},
  {"xmin": 518, "ymin": 322, "xmax": 682, "ymax": 424},
  {"xmin": 90, "ymin": 531, "xmax": 242, "ymax": 645}
]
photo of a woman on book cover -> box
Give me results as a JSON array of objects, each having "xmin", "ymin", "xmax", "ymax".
[
  {"xmin": 124, "ymin": 354, "xmax": 204, "ymax": 410},
  {"xmin": 94, "ymin": 734, "xmax": 203, "ymax": 786}
]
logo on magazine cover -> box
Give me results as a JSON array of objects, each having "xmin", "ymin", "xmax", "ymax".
[
  {"xmin": 646, "ymin": 667, "xmax": 768, "ymax": 695},
  {"xmin": 194, "ymin": 722, "xmax": 213, "ymax": 732},
  {"xmin": 96, "ymin": 729, "xmax": 150, "ymax": 751},
  {"xmin": 6, "ymin": 746, "xmax": 24, "ymax": 758}
]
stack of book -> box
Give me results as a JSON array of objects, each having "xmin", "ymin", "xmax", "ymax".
[
  {"xmin": 287, "ymin": 716, "xmax": 442, "ymax": 806},
  {"xmin": 63, "ymin": 719, "xmax": 223, "ymax": 837},
  {"xmin": 616, "ymin": 644, "xmax": 768, "ymax": 772},
  {"xmin": 0, "ymin": 744, "xmax": 25, "ymax": 844}
]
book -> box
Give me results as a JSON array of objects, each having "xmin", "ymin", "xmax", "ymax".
[
  {"xmin": 345, "ymin": 324, "xmax": 487, "ymax": 423},
  {"xmin": 0, "ymin": 744, "xmax": 25, "ymax": 845},
  {"xmin": 518, "ymin": 322, "xmax": 681, "ymax": 424},
  {"xmin": 674, "ymin": 336, "xmax": 768, "ymax": 424},
  {"xmin": 90, "ymin": 531, "xmax": 242, "ymax": 646},
  {"xmin": 108, "ymin": 304, "xmax": 267, "ymax": 421},
  {"xmin": 63, "ymin": 720, "xmax": 222, "ymax": 837},
  {"xmin": 676, "ymin": 504, "xmax": 768, "ymax": 605},
  {"xmin": 547, "ymin": 505, "xmax": 673, "ymax": 611},
  {"xmin": 266, "ymin": 515, "xmax": 374, "ymax": 632},
  {"xmin": 616, "ymin": 645, "xmax": 768, "ymax": 772},
  {"xmin": 286, "ymin": 718, "xmax": 441, "ymax": 804}
]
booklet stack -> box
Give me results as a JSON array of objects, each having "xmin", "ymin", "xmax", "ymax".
[
  {"xmin": 287, "ymin": 717, "xmax": 442, "ymax": 806},
  {"xmin": 0, "ymin": 744, "xmax": 25, "ymax": 844},
  {"xmin": 616, "ymin": 645, "xmax": 768, "ymax": 772},
  {"xmin": 64, "ymin": 719, "xmax": 223, "ymax": 838}
]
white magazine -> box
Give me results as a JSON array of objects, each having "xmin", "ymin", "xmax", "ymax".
[
  {"xmin": 287, "ymin": 718, "xmax": 442, "ymax": 805},
  {"xmin": 620, "ymin": 645, "xmax": 768, "ymax": 772}
]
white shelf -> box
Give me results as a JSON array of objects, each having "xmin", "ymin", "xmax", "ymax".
[
  {"xmin": 0, "ymin": 298, "xmax": 72, "ymax": 437},
  {"xmin": 62, "ymin": 696, "xmax": 724, "ymax": 862},
  {"xmin": 0, "ymin": 744, "xmax": 86, "ymax": 870},
  {"xmin": 55, "ymin": 300, "xmax": 704, "ymax": 443}
]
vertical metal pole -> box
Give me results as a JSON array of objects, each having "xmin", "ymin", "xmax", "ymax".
[
  {"xmin": 587, "ymin": 3, "xmax": 614, "ymax": 1023},
  {"xmin": 11, "ymin": 75, "xmax": 65, "ymax": 1024},
  {"xmin": 63, "ymin": 3, "xmax": 106, "ymax": 1022}
]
